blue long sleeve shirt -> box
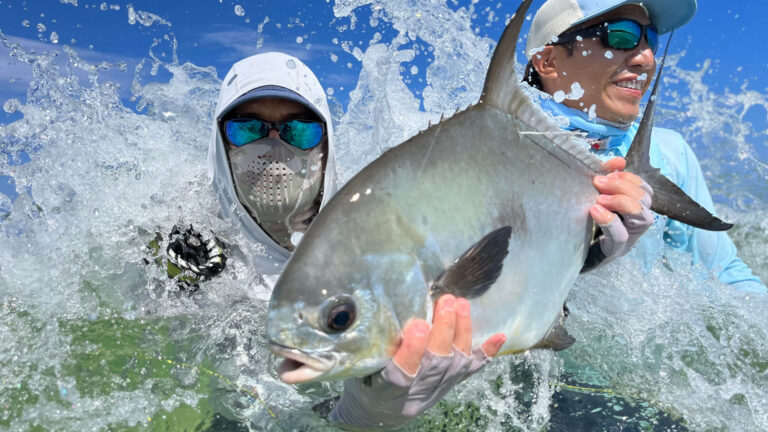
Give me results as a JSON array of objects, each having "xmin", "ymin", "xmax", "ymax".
[{"xmin": 540, "ymin": 99, "xmax": 765, "ymax": 294}]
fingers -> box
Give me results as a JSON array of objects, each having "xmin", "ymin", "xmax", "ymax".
[
  {"xmin": 593, "ymin": 172, "xmax": 647, "ymax": 216},
  {"xmin": 427, "ymin": 295, "xmax": 457, "ymax": 356},
  {"xmin": 597, "ymin": 157, "xmax": 645, "ymax": 205},
  {"xmin": 480, "ymin": 333, "xmax": 507, "ymax": 357},
  {"xmin": 601, "ymin": 156, "xmax": 626, "ymax": 172},
  {"xmin": 590, "ymin": 203, "xmax": 617, "ymax": 226},
  {"xmin": 593, "ymin": 173, "xmax": 644, "ymax": 199},
  {"xmin": 393, "ymin": 319, "xmax": 430, "ymax": 376},
  {"xmin": 395, "ymin": 295, "xmax": 497, "ymax": 376},
  {"xmin": 453, "ymin": 298, "xmax": 472, "ymax": 356},
  {"xmin": 596, "ymin": 193, "xmax": 642, "ymax": 215}
]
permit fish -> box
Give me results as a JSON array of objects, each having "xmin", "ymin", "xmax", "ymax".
[{"xmin": 267, "ymin": 0, "xmax": 731, "ymax": 384}]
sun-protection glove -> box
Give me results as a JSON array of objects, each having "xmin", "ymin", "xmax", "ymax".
[
  {"xmin": 582, "ymin": 180, "xmax": 654, "ymax": 272},
  {"xmin": 329, "ymin": 345, "xmax": 491, "ymax": 430}
]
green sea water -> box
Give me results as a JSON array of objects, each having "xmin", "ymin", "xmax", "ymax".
[{"xmin": 1, "ymin": 0, "xmax": 767, "ymax": 430}]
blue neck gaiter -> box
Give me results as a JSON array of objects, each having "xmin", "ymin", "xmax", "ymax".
[{"xmin": 538, "ymin": 98, "xmax": 637, "ymax": 158}]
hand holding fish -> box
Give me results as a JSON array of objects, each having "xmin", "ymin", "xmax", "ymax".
[
  {"xmin": 583, "ymin": 157, "xmax": 655, "ymax": 271},
  {"xmin": 269, "ymin": 0, "xmax": 732, "ymax": 421},
  {"xmin": 329, "ymin": 295, "xmax": 506, "ymax": 429}
]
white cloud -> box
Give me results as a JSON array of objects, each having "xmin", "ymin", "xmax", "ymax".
[
  {"xmin": 0, "ymin": 29, "xmax": 359, "ymax": 109},
  {"xmin": 197, "ymin": 28, "xmax": 357, "ymax": 91},
  {"xmin": 199, "ymin": 27, "xmax": 343, "ymax": 63}
]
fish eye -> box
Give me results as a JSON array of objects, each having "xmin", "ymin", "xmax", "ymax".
[{"xmin": 322, "ymin": 296, "xmax": 356, "ymax": 333}]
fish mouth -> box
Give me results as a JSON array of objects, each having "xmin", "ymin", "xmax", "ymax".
[{"xmin": 270, "ymin": 342, "xmax": 337, "ymax": 384}]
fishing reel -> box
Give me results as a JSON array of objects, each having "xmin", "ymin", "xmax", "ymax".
[
  {"xmin": 144, "ymin": 224, "xmax": 227, "ymax": 291},
  {"xmin": 165, "ymin": 224, "xmax": 227, "ymax": 285}
]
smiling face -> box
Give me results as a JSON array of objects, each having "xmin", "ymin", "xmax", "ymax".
[{"xmin": 536, "ymin": 5, "xmax": 656, "ymax": 123}]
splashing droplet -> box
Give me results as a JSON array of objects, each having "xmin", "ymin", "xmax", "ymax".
[
  {"xmin": 286, "ymin": 59, "xmax": 296, "ymax": 70},
  {"xmin": 50, "ymin": 32, "xmax": 59, "ymax": 44},
  {"xmin": 569, "ymin": 82, "xmax": 584, "ymax": 99},
  {"xmin": 37, "ymin": 23, "xmax": 46, "ymax": 32},
  {"xmin": 234, "ymin": 5, "xmax": 245, "ymax": 16},
  {"xmin": 3, "ymin": 98, "xmax": 21, "ymax": 114},
  {"xmin": 290, "ymin": 232, "xmax": 304, "ymax": 246},
  {"xmin": 604, "ymin": 50, "xmax": 614, "ymax": 59}
]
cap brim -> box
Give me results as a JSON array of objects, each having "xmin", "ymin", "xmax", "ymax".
[
  {"xmin": 571, "ymin": 0, "xmax": 696, "ymax": 34},
  {"xmin": 218, "ymin": 85, "xmax": 324, "ymax": 120}
]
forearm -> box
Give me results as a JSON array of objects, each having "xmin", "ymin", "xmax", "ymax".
[
  {"xmin": 329, "ymin": 344, "xmax": 493, "ymax": 430},
  {"xmin": 728, "ymin": 279, "xmax": 766, "ymax": 294},
  {"xmin": 684, "ymin": 225, "xmax": 766, "ymax": 293},
  {"xmin": 329, "ymin": 371, "xmax": 414, "ymax": 430},
  {"xmin": 715, "ymin": 251, "xmax": 766, "ymax": 293}
]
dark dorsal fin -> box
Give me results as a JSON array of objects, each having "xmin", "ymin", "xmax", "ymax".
[
  {"xmin": 482, "ymin": 0, "xmax": 532, "ymax": 103},
  {"xmin": 430, "ymin": 226, "xmax": 512, "ymax": 300},
  {"xmin": 625, "ymin": 32, "xmax": 732, "ymax": 232}
]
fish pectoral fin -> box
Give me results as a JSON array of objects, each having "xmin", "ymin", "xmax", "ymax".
[
  {"xmin": 532, "ymin": 304, "xmax": 575, "ymax": 351},
  {"xmin": 645, "ymin": 169, "xmax": 732, "ymax": 231},
  {"xmin": 429, "ymin": 226, "xmax": 512, "ymax": 300}
]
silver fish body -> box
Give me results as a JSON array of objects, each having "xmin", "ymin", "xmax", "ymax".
[
  {"xmin": 268, "ymin": 102, "xmax": 596, "ymax": 382},
  {"xmin": 267, "ymin": 0, "xmax": 731, "ymax": 384}
]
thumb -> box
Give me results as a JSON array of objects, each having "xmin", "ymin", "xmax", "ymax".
[{"xmin": 392, "ymin": 319, "xmax": 430, "ymax": 375}]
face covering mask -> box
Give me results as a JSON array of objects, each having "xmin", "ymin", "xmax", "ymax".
[{"xmin": 228, "ymin": 137, "xmax": 324, "ymax": 248}]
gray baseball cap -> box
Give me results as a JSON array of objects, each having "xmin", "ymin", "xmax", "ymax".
[{"xmin": 525, "ymin": 0, "xmax": 697, "ymax": 59}]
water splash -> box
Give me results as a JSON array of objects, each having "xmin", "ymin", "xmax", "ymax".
[
  {"xmin": 566, "ymin": 249, "xmax": 768, "ymax": 431},
  {"xmin": 0, "ymin": 1, "xmax": 766, "ymax": 430},
  {"xmin": 126, "ymin": 5, "xmax": 171, "ymax": 28},
  {"xmin": 658, "ymin": 55, "xmax": 768, "ymax": 211},
  {"xmin": 0, "ymin": 24, "xmax": 251, "ymax": 429}
]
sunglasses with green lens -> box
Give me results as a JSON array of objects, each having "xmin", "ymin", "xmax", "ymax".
[
  {"xmin": 556, "ymin": 19, "xmax": 659, "ymax": 54},
  {"xmin": 223, "ymin": 118, "xmax": 325, "ymax": 150}
]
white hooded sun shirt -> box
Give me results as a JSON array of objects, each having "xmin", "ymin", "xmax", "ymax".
[{"xmin": 208, "ymin": 52, "xmax": 338, "ymax": 274}]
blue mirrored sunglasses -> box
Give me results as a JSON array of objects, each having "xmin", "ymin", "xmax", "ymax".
[
  {"xmin": 223, "ymin": 118, "xmax": 325, "ymax": 150},
  {"xmin": 556, "ymin": 19, "xmax": 659, "ymax": 54}
]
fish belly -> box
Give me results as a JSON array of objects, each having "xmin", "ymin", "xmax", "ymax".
[{"xmin": 353, "ymin": 104, "xmax": 596, "ymax": 353}]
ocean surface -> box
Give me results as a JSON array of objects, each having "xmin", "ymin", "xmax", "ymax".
[{"xmin": 1, "ymin": 1, "xmax": 767, "ymax": 430}]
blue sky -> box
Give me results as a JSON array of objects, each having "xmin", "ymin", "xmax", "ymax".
[
  {"xmin": 0, "ymin": 0, "xmax": 766, "ymax": 107},
  {"xmin": 1, "ymin": 0, "xmax": 767, "ymax": 202}
]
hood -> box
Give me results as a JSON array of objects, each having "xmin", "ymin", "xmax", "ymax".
[{"xmin": 207, "ymin": 52, "xmax": 338, "ymax": 274}]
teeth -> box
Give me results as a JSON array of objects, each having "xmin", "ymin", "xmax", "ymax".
[{"xmin": 615, "ymin": 80, "xmax": 643, "ymax": 91}]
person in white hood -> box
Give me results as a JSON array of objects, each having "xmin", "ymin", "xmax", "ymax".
[
  {"xmin": 205, "ymin": 52, "xmax": 651, "ymax": 430},
  {"xmin": 208, "ymin": 52, "xmax": 338, "ymax": 275},
  {"xmin": 205, "ymin": 52, "xmax": 503, "ymax": 429}
]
